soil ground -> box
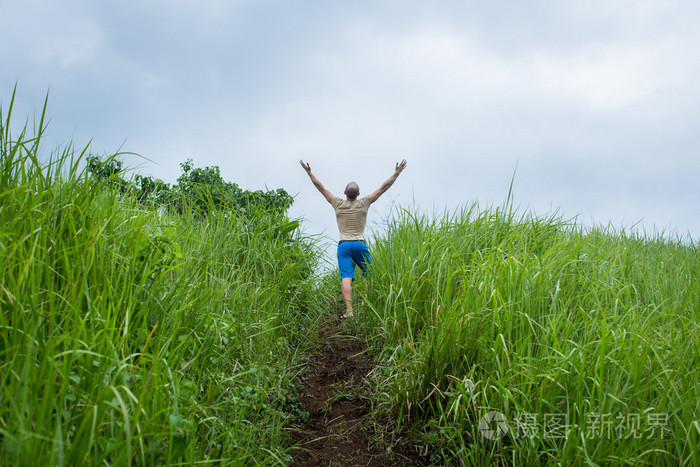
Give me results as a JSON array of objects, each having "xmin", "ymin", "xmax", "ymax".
[{"xmin": 289, "ymin": 311, "xmax": 428, "ymax": 466}]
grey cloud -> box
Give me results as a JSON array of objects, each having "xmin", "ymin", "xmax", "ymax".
[{"xmin": 2, "ymin": 0, "xmax": 699, "ymax": 248}]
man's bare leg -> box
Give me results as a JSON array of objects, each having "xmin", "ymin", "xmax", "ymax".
[{"xmin": 341, "ymin": 277, "xmax": 354, "ymax": 317}]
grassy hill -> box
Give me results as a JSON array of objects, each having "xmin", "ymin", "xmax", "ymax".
[
  {"xmin": 354, "ymin": 204, "xmax": 699, "ymax": 465},
  {"xmin": 2, "ymin": 92, "xmax": 698, "ymax": 465},
  {"xmin": 0, "ymin": 93, "xmax": 330, "ymax": 465}
]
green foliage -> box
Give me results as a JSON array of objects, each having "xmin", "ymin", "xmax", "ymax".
[
  {"xmin": 356, "ymin": 204, "xmax": 699, "ymax": 466},
  {"xmin": 0, "ymin": 90, "xmax": 330, "ymax": 465},
  {"xmin": 86, "ymin": 155, "xmax": 293, "ymax": 220}
]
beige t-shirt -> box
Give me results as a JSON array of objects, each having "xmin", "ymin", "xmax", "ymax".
[{"xmin": 330, "ymin": 195, "xmax": 373, "ymax": 241}]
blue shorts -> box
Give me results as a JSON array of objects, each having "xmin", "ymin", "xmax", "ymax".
[{"xmin": 337, "ymin": 240, "xmax": 372, "ymax": 280}]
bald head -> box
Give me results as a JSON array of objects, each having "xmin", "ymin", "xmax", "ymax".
[{"xmin": 344, "ymin": 182, "xmax": 360, "ymax": 200}]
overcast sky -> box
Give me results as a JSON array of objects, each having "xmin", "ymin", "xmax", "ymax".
[{"xmin": 3, "ymin": 0, "xmax": 699, "ymax": 263}]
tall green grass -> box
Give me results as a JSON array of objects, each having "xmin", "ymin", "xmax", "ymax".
[
  {"xmin": 357, "ymin": 202, "xmax": 699, "ymax": 465},
  {"xmin": 0, "ymin": 91, "xmax": 328, "ymax": 465}
]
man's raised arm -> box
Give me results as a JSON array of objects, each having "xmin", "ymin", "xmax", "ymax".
[
  {"xmin": 367, "ymin": 159, "xmax": 407, "ymax": 203},
  {"xmin": 300, "ymin": 160, "xmax": 334, "ymax": 203}
]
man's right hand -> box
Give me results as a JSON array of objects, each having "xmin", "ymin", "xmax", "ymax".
[
  {"xmin": 395, "ymin": 159, "xmax": 408, "ymax": 175},
  {"xmin": 368, "ymin": 159, "xmax": 408, "ymax": 203}
]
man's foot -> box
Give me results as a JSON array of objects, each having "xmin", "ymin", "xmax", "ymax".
[{"xmin": 341, "ymin": 309, "xmax": 354, "ymax": 319}]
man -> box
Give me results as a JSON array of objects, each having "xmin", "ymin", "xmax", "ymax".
[{"xmin": 299, "ymin": 159, "xmax": 408, "ymax": 318}]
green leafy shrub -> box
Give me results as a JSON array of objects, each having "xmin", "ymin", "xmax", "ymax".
[{"xmin": 86, "ymin": 156, "xmax": 293, "ymax": 221}]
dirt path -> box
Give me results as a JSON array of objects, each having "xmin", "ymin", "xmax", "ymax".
[{"xmin": 290, "ymin": 313, "xmax": 427, "ymax": 466}]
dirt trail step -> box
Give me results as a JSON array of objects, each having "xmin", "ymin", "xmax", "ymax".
[{"xmin": 290, "ymin": 313, "xmax": 427, "ymax": 466}]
